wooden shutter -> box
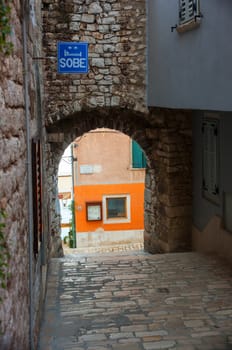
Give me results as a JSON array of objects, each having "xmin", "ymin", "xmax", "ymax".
[
  {"xmin": 202, "ymin": 119, "xmax": 219, "ymax": 199},
  {"xmin": 179, "ymin": 0, "xmax": 199, "ymax": 24},
  {"xmin": 31, "ymin": 139, "xmax": 43, "ymax": 257}
]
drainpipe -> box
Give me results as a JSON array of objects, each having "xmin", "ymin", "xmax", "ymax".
[
  {"xmin": 145, "ymin": 0, "xmax": 148, "ymax": 107},
  {"xmin": 71, "ymin": 144, "xmax": 77, "ymax": 248},
  {"xmin": 22, "ymin": 6, "xmax": 34, "ymax": 350}
]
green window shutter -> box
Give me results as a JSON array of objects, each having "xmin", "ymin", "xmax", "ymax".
[{"xmin": 132, "ymin": 140, "xmax": 147, "ymax": 168}]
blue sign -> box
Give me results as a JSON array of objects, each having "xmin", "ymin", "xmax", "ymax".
[{"xmin": 57, "ymin": 42, "xmax": 88, "ymax": 74}]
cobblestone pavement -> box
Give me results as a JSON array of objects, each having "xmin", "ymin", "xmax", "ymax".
[
  {"xmin": 38, "ymin": 251, "xmax": 232, "ymax": 350},
  {"xmin": 63, "ymin": 242, "xmax": 144, "ymax": 255}
]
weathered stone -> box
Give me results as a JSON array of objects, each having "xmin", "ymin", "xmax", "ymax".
[
  {"xmin": 92, "ymin": 58, "xmax": 105, "ymax": 67},
  {"xmin": 70, "ymin": 22, "xmax": 80, "ymax": 31},
  {"xmin": 99, "ymin": 24, "xmax": 110, "ymax": 33},
  {"xmin": 81, "ymin": 14, "xmax": 95, "ymax": 23},
  {"xmin": 143, "ymin": 340, "xmax": 176, "ymax": 349},
  {"xmin": 104, "ymin": 44, "xmax": 116, "ymax": 52},
  {"xmin": 102, "ymin": 17, "xmax": 115, "ymax": 25},
  {"xmin": 111, "ymin": 96, "xmax": 120, "ymax": 106},
  {"xmin": 88, "ymin": 2, "xmax": 103, "ymax": 14},
  {"xmin": 4, "ymin": 81, "xmax": 24, "ymax": 107}
]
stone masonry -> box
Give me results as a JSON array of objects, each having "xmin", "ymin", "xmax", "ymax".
[
  {"xmin": 0, "ymin": 2, "xmax": 29, "ymax": 348},
  {"xmin": 42, "ymin": 0, "xmax": 192, "ymax": 256},
  {"xmin": 46, "ymin": 109, "xmax": 192, "ymax": 255},
  {"xmin": 0, "ymin": 1, "xmax": 192, "ymax": 349},
  {"xmin": 42, "ymin": 0, "xmax": 147, "ymax": 124},
  {"xmin": 0, "ymin": 1, "xmax": 45, "ymax": 349}
]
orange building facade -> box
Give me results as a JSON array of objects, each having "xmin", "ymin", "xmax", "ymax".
[{"xmin": 72, "ymin": 129, "xmax": 146, "ymax": 250}]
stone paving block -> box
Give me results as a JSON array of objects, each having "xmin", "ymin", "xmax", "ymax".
[
  {"xmin": 178, "ymin": 338, "xmax": 202, "ymax": 345},
  {"xmin": 38, "ymin": 251, "xmax": 232, "ymax": 350},
  {"xmin": 143, "ymin": 340, "xmax": 176, "ymax": 349},
  {"xmin": 120, "ymin": 324, "xmax": 147, "ymax": 332},
  {"xmin": 136, "ymin": 330, "xmax": 168, "ymax": 337},
  {"xmin": 127, "ymin": 314, "xmax": 148, "ymax": 321},
  {"xmin": 118, "ymin": 337, "xmax": 141, "ymax": 343},
  {"xmin": 86, "ymin": 347, "xmax": 108, "ymax": 350},
  {"xmin": 191, "ymin": 331, "xmax": 221, "ymax": 338},
  {"xmin": 109, "ymin": 332, "xmax": 134, "ymax": 339},
  {"xmin": 112, "ymin": 344, "xmax": 142, "ymax": 350},
  {"xmin": 142, "ymin": 335, "xmax": 162, "ymax": 342},
  {"xmin": 79, "ymin": 334, "xmax": 107, "ymax": 341},
  {"xmin": 172, "ymin": 346, "xmax": 195, "ymax": 350}
]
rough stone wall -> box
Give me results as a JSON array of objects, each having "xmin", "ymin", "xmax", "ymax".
[
  {"xmin": 144, "ymin": 109, "xmax": 192, "ymax": 253},
  {"xmin": 42, "ymin": 0, "xmax": 147, "ymax": 256},
  {"xmin": 0, "ymin": 0, "xmax": 192, "ymax": 348},
  {"xmin": 42, "ymin": 0, "xmax": 146, "ymax": 124},
  {"xmin": 0, "ymin": 1, "xmax": 44, "ymax": 349},
  {"xmin": 0, "ymin": 1, "xmax": 29, "ymax": 348}
]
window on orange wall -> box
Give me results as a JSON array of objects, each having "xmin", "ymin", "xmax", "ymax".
[
  {"xmin": 106, "ymin": 197, "xmax": 126, "ymax": 219},
  {"xmin": 103, "ymin": 194, "xmax": 131, "ymax": 224}
]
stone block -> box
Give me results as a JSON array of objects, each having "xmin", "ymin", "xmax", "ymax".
[
  {"xmin": 111, "ymin": 95, "xmax": 120, "ymax": 106},
  {"xmin": 92, "ymin": 58, "xmax": 105, "ymax": 67},
  {"xmin": 81, "ymin": 14, "xmax": 95, "ymax": 23},
  {"xmin": 102, "ymin": 17, "xmax": 115, "ymax": 25},
  {"xmin": 88, "ymin": 2, "xmax": 103, "ymax": 14},
  {"xmin": 145, "ymin": 188, "xmax": 152, "ymax": 204}
]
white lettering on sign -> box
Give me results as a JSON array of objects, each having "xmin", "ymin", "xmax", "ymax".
[{"xmin": 59, "ymin": 57, "xmax": 86, "ymax": 69}]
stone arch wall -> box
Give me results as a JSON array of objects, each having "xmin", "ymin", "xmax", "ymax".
[
  {"xmin": 42, "ymin": 0, "xmax": 147, "ymax": 125},
  {"xmin": 42, "ymin": 0, "xmax": 192, "ymax": 256},
  {"xmin": 148, "ymin": 112, "xmax": 192, "ymax": 253},
  {"xmin": 45, "ymin": 107, "xmax": 192, "ymax": 257}
]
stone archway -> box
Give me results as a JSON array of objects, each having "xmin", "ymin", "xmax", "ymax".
[
  {"xmin": 42, "ymin": 0, "xmax": 192, "ymax": 257},
  {"xmin": 45, "ymin": 107, "xmax": 192, "ymax": 257}
]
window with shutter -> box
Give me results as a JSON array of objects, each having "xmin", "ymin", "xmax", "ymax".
[
  {"xmin": 202, "ymin": 118, "xmax": 219, "ymax": 203},
  {"xmin": 223, "ymin": 193, "xmax": 232, "ymax": 233},
  {"xmin": 179, "ymin": 0, "xmax": 200, "ymax": 25},
  {"xmin": 132, "ymin": 140, "xmax": 147, "ymax": 169},
  {"xmin": 32, "ymin": 139, "xmax": 43, "ymax": 257}
]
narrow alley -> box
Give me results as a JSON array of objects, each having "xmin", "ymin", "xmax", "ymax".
[{"xmin": 38, "ymin": 251, "xmax": 232, "ymax": 350}]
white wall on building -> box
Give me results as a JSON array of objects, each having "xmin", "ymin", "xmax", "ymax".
[
  {"xmin": 147, "ymin": 0, "xmax": 232, "ymax": 111},
  {"xmin": 58, "ymin": 145, "xmax": 72, "ymax": 176},
  {"xmin": 58, "ymin": 145, "xmax": 73, "ymax": 239}
]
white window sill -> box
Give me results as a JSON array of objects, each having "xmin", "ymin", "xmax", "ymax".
[
  {"xmin": 177, "ymin": 18, "xmax": 201, "ymax": 33},
  {"xmin": 103, "ymin": 218, "xmax": 131, "ymax": 224},
  {"xmin": 130, "ymin": 167, "xmax": 146, "ymax": 171}
]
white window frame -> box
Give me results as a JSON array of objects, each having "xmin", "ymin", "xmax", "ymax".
[
  {"xmin": 179, "ymin": 0, "xmax": 200, "ymax": 25},
  {"xmin": 102, "ymin": 194, "xmax": 131, "ymax": 224}
]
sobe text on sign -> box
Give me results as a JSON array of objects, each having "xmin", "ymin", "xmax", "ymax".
[{"xmin": 57, "ymin": 42, "xmax": 88, "ymax": 74}]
